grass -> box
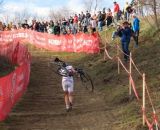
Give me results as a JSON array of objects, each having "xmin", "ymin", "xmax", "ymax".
[
  {"xmin": 0, "ymin": 18, "xmax": 160, "ymax": 129},
  {"xmin": 24, "ymin": 18, "xmax": 160, "ymax": 129}
]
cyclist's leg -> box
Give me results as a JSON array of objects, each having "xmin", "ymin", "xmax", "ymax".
[
  {"xmin": 68, "ymin": 82, "xmax": 74, "ymax": 108},
  {"xmin": 62, "ymin": 81, "xmax": 70, "ymax": 110},
  {"xmin": 64, "ymin": 91, "xmax": 70, "ymax": 110}
]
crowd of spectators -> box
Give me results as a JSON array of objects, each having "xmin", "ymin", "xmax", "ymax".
[{"xmin": 0, "ymin": 1, "xmax": 137, "ymax": 35}]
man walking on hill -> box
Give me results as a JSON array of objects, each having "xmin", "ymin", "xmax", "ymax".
[
  {"xmin": 114, "ymin": 21, "xmax": 132, "ymax": 62},
  {"xmin": 132, "ymin": 13, "xmax": 140, "ymax": 47},
  {"xmin": 54, "ymin": 58, "xmax": 76, "ymax": 112}
]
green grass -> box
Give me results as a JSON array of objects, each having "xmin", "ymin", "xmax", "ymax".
[{"xmin": 53, "ymin": 19, "xmax": 160, "ymax": 129}]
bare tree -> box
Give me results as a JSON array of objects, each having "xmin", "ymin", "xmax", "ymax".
[
  {"xmin": 13, "ymin": 8, "xmax": 31, "ymax": 23},
  {"xmin": 84, "ymin": 0, "xmax": 94, "ymax": 13},
  {"xmin": 140, "ymin": 0, "xmax": 160, "ymax": 29},
  {"xmin": 3, "ymin": 13, "xmax": 9, "ymax": 24},
  {"xmin": 49, "ymin": 7, "xmax": 74, "ymax": 21},
  {"xmin": 83, "ymin": 0, "xmax": 103, "ymax": 14}
]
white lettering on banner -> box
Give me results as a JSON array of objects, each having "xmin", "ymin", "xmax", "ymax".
[
  {"xmin": 15, "ymin": 72, "xmax": 25, "ymax": 94},
  {"xmin": 16, "ymin": 83, "xmax": 24, "ymax": 94},
  {"xmin": 35, "ymin": 36, "xmax": 45, "ymax": 41},
  {"xmin": 48, "ymin": 39, "xmax": 62, "ymax": 45},
  {"xmin": 13, "ymin": 33, "xmax": 28, "ymax": 39},
  {"xmin": 35, "ymin": 35, "xmax": 46, "ymax": 45},
  {"xmin": 83, "ymin": 40, "xmax": 92, "ymax": 46},
  {"xmin": 11, "ymin": 73, "xmax": 16, "ymax": 103},
  {"xmin": 18, "ymin": 73, "xmax": 25, "ymax": 82},
  {"xmin": 0, "ymin": 34, "xmax": 13, "ymax": 42},
  {"xmin": 78, "ymin": 39, "xmax": 92, "ymax": 46},
  {"xmin": 68, "ymin": 40, "xmax": 73, "ymax": 44}
]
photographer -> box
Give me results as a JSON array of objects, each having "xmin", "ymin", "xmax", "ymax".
[{"xmin": 112, "ymin": 21, "xmax": 132, "ymax": 62}]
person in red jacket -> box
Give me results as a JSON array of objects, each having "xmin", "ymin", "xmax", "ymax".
[
  {"xmin": 73, "ymin": 14, "xmax": 78, "ymax": 34},
  {"xmin": 113, "ymin": 1, "xmax": 120, "ymax": 23}
]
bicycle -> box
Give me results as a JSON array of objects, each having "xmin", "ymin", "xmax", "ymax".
[{"xmin": 49, "ymin": 58, "xmax": 94, "ymax": 92}]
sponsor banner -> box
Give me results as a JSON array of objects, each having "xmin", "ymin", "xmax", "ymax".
[
  {"xmin": 0, "ymin": 42, "xmax": 30, "ymax": 121},
  {"xmin": 0, "ymin": 30, "xmax": 100, "ymax": 53}
]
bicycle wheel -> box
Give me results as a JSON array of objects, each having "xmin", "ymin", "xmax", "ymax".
[{"xmin": 80, "ymin": 72, "xmax": 94, "ymax": 92}]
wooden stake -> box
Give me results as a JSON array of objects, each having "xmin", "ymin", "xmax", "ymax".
[
  {"xmin": 143, "ymin": 73, "xmax": 146, "ymax": 126},
  {"xmin": 129, "ymin": 52, "xmax": 132, "ymax": 95},
  {"xmin": 117, "ymin": 45, "xmax": 120, "ymax": 74}
]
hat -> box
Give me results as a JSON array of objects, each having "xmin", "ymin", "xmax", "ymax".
[{"xmin": 122, "ymin": 21, "xmax": 129, "ymax": 25}]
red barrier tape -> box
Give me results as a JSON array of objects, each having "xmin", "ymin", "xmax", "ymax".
[
  {"xmin": 0, "ymin": 30, "xmax": 100, "ymax": 54},
  {"xmin": 118, "ymin": 58, "xmax": 130, "ymax": 74},
  {"xmin": 105, "ymin": 49, "xmax": 113, "ymax": 60},
  {"xmin": 104, "ymin": 43, "xmax": 160, "ymax": 129},
  {"xmin": 129, "ymin": 75, "xmax": 140, "ymax": 100},
  {"xmin": 0, "ymin": 41, "xmax": 30, "ymax": 121}
]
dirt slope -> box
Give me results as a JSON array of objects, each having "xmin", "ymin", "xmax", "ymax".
[{"xmin": 0, "ymin": 50, "xmax": 115, "ymax": 130}]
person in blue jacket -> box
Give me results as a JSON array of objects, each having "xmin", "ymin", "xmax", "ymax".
[
  {"xmin": 115, "ymin": 21, "xmax": 132, "ymax": 61},
  {"xmin": 132, "ymin": 13, "xmax": 140, "ymax": 47}
]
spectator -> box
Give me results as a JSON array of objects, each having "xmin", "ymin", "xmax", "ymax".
[
  {"xmin": 102, "ymin": 8, "xmax": 106, "ymax": 26},
  {"xmin": 106, "ymin": 8, "xmax": 113, "ymax": 27},
  {"xmin": 132, "ymin": 13, "xmax": 140, "ymax": 47},
  {"xmin": 82, "ymin": 16, "xmax": 89, "ymax": 33},
  {"xmin": 124, "ymin": 2, "xmax": 130, "ymax": 21},
  {"xmin": 115, "ymin": 21, "xmax": 132, "ymax": 61},
  {"xmin": 113, "ymin": 1, "xmax": 120, "ymax": 23},
  {"xmin": 61, "ymin": 18, "xmax": 67, "ymax": 34},
  {"xmin": 0, "ymin": 21, "xmax": 3, "ymax": 31},
  {"xmin": 86, "ymin": 11, "xmax": 91, "ymax": 19},
  {"xmin": 90, "ymin": 17, "xmax": 97, "ymax": 33},
  {"xmin": 53, "ymin": 21, "xmax": 60, "ymax": 35},
  {"xmin": 22, "ymin": 20, "xmax": 29, "ymax": 29},
  {"xmin": 69, "ymin": 16, "xmax": 74, "ymax": 34},
  {"xmin": 11, "ymin": 25, "xmax": 17, "ymax": 31},
  {"xmin": 92, "ymin": 13, "xmax": 97, "ymax": 19},
  {"xmin": 73, "ymin": 14, "xmax": 78, "ymax": 34},
  {"xmin": 79, "ymin": 12, "xmax": 85, "ymax": 23},
  {"xmin": 47, "ymin": 23, "xmax": 54, "ymax": 34},
  {"xmin": 97, "ymin": 11, "xmax": 103, "ymax": 31}
]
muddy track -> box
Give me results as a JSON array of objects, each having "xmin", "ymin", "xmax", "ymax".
[{"xmin": 0, "ymin": 51, "xmax": 114, "ymax": 130}]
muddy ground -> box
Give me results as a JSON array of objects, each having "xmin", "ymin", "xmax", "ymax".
[{"xmin": 0, "ymin": 50, "xmax": 117, "ymax": 130}]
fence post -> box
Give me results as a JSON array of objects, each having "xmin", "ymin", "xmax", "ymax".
[
  {"xmin": 117, "ymin": 45, "xmax": 120, "ymax": 74},
  {"xmin": 129, "ymin": 52, "xmax": 132, "ymax": 96},
  {"xmin": 103, "ymin": 43, "xmax": 107, "ymax": 60},
  {"xmin": 143, "ymin": 73, "xmax": 146, "ymax": 126}
]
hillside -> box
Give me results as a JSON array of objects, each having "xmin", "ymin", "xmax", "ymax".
[{"xmin": 0, "ymin": 19, "xmax": 159, "ymax": 130}]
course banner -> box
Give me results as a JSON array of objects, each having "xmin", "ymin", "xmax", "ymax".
[
  {"xmin": 0, "ymin": 30, "xmax": 100, "ymax": 54},
  {"xmin": 0, "ymin": 42, "xmax": 30, "ymax": 121}
]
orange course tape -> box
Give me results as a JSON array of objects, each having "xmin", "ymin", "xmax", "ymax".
[
  {"xmin": 118, "ymin": 58, "xmax": 130, "ymax": 74},
  {"xmin": 105, "ymin": 49, "xmax": 113, "ymax": 60},
  {"xmin": 130, "ymin": 75, "xmax": 140, "ymax": 100}
]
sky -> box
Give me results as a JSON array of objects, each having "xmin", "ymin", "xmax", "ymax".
[{"xmin": 0, "ymin": 0, "xmax": 131, "ymax": 22}]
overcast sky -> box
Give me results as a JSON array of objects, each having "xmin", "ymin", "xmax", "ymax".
[{"xmin": 1, "ymin": 0, "xmax": 131, "ymax": 22}]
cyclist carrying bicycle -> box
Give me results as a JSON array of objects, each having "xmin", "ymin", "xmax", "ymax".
[{"xmin": 54, "ymin": 58, "xmax": 76, "ymax": 112}]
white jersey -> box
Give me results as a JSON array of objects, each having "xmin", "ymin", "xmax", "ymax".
[{"xmin": 62, "ymin": 65, "xmax": 74, "ymax": 83}]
